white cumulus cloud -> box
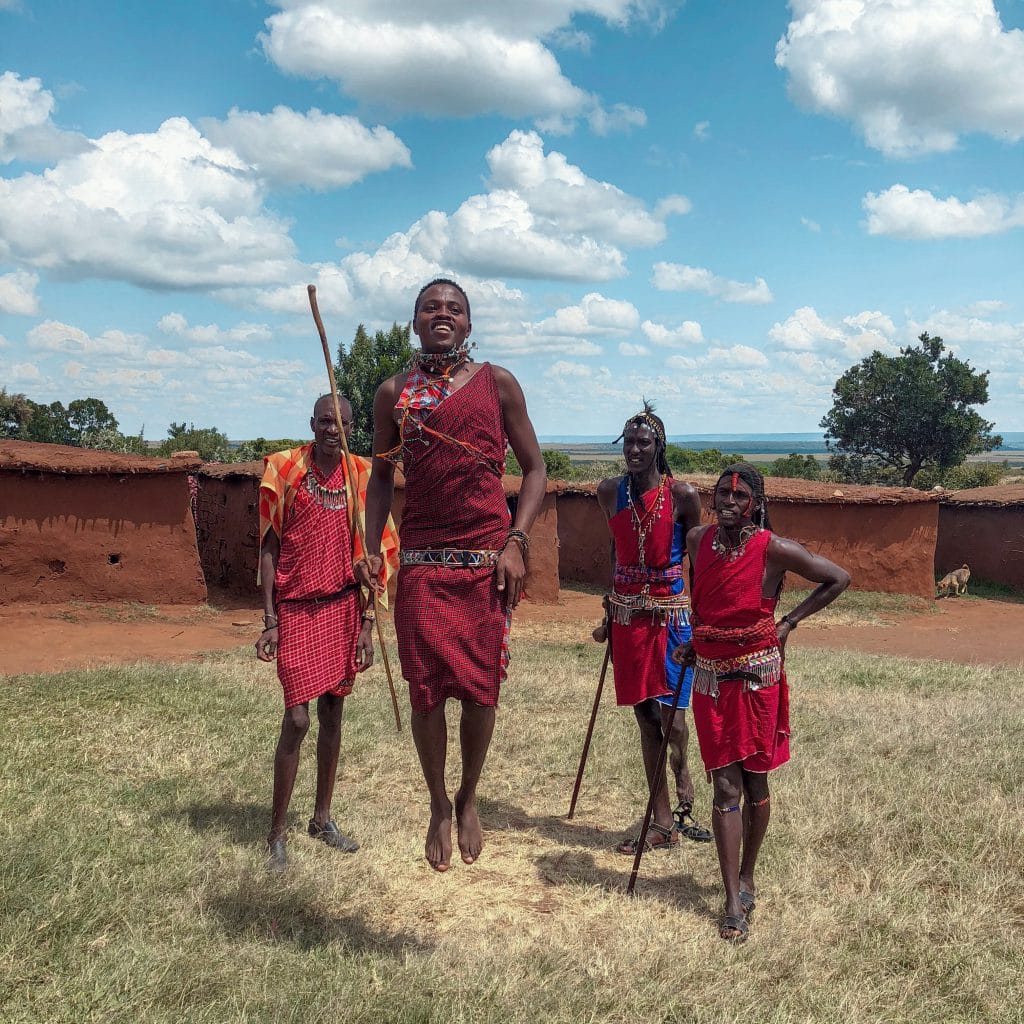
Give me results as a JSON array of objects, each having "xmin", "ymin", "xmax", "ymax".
[
  {"xmin": 0, "ymin": 117, "xmax": 298, "ymax": 289},
  {"xmin": 776, "ymin": 0, "xmax": 1024, "ymax": 158},
  {"xmin": 651, "ymin": 262, "xmax": 773, "ymax": 304},
  {"xmin": 641, "ymin": 320, "xmax": 704, "ymax": 347},
  {"xmin": 769, "ymin": 305, "xmax": 897, "ymax": 358},
  {"xmin": 157, "ymin": 312, "xmax": 274, "ymax": 346},
  {"xmin": 259, "ymin": 1, "xmax": 670, "ymax": 130},
  {"xmin": 0, "ymin": 269, "xmax": 39, "ymax": 315},
  {"xmin": 863, "ymin": 185, "xmax": 1024, "ymax": 238},
  {"xmin": 0, "ymin": 71, "xmax": 90, "ymax": 163},
  {"xmin": 201, "ymin": 106, "xmax": 411, "ymax": 191}
]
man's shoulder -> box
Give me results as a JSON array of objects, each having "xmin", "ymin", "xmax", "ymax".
[{"xmin": 261, "ymin": 445, "xmax": 311, "ymax": 484}]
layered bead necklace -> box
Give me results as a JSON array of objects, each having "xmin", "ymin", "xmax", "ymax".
[
  {"xmin": 304, "ymin": 460, "xmax": 348, "ymax": 511},
  {"xmin": 711, "ymin": 523, "xmax": 760, "ymax": 562},
  {"xmin": 626, "ymin": 475, "xmax": 666, "ymax": 569}
]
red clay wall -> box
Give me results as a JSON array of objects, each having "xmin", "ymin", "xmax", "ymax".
[
  {"xmin": 556, "ymin": 492, "xmax": 612, "ymax": 589},
  {"xmin": 768, "ymin": 502, "xmax": 938, "ymax": 598},
  {"xmin": 555, "ymin": 489, "xmax": 939, "ymax": 599},
  {"xmin": 936, "ymin": 506, "xmax": 1024, "ymax": 589},
  {"xmin": 0, "ymin": 471, "xmax": 207, "ymax": 604}
]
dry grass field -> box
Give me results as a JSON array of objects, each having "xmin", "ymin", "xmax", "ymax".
[{"xmin": 1, "ymin": 634, "xmax": 1022, "ymax": 1023}]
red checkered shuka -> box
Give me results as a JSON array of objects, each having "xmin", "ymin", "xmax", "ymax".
[
  {"xmin": 275, "ymin": 460, "xmax": 361, "ymax": 709},
  {"xmin": 393, "ymin": 364, "xmax": 512, "ymax": 715}
]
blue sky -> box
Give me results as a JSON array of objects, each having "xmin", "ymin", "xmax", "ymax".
[{"xmin": 1, "ymin": 0, "xmax": 1023, "ymax": 442}]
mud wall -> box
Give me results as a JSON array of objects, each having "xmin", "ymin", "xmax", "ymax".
[
  {"xmin": 556, "ymin": 492, "xmax": 612, "ymax": 589},
  {"xmin": 0, "ymin": 471, "xmax": 207, "ymax": 604},
  {"xmin": 555, "ymin": 490, "xmax": 939, "ymax": 599},
  {"xmin": 194, "ymin": 475, "xmax": 261, "ymax": 596},
  {"xmin": 936, "ymin": 506, "xmax": 1024, "ymax": 590}
]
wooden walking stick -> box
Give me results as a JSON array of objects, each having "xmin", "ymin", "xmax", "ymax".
[
  {"xmin": 307, "ymin": 284, "xmax": 402, "ymax": 733},
  {"xmin": 626, "ymin": 669, "xmax": 687, "ymax": 896},
  {"xmin": 567, "ymin": 598, "xmax": 612, "ymax": 819}
]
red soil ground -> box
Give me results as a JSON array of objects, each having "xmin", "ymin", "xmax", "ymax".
[{"xmin": 1, "ymin": 589, "xmax": 1021, "ymax": 677}]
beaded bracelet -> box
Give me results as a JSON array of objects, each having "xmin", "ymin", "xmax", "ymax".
[{"xmin": 505, "ymin": 528, "xmax": 531, "ymax": 557}]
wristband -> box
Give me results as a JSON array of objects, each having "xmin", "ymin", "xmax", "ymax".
[{"xmin": 780, "ymin": 614, "xmax": 798, "ymax": 630}]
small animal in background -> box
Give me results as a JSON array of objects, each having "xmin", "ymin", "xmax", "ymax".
[{"xmin": 936, "ymin": 564, "xmax": 971, "ymax": 597}]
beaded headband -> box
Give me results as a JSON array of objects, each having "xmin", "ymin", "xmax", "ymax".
[{"xmin": 615, "ymin": 410, "xmax": 666, "ymax": 448}]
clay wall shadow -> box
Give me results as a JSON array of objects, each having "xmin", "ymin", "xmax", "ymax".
[
  {"xmin": 1, "ymin": 471, "xmax": 207, "ymax": 604},
  {"xmin": 936, "ymin": 506, "xmax": 1024, "ymax": 590}
]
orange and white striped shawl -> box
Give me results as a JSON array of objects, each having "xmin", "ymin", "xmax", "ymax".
[{"xmin": 258, "ymin": 444, "xmax": 399, "ymax": 604}]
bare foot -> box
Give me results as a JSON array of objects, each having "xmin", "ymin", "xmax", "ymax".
[
  {"xmin": 425, "ymin": 799, "xmax": 453, "ymax": 872},
  {"xmin": 454, "ymin": 789, "xmax": 483, "ymax": 864}
]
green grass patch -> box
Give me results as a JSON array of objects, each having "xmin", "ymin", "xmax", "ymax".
[{"xmin": 2, "ymin": 642, "xmax": 1022, "ymax": 1023}]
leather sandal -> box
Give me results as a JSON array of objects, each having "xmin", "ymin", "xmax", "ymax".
[
  {"xmin": 615, "ymin": 821, "xmax": 680, "ymax": 855},
  {"xmin": 308, "ymin": 818, "xmax": 359, "ymax": 853},
  {"xmin": 673, "ymin": 802, "xmax": 712, "ymax": 843}
]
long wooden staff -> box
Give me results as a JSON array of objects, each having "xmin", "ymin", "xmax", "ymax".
[
  {"xmin": 567, "ymin": 615, "xmax": 612, "ymax": 819},
  {"xmin": 307, "ymin": 284, "xmax": 402, "ymax": 733},
  {"xmin": 626, "ymin": 673, "xmax": 686, "ymax": 896}
]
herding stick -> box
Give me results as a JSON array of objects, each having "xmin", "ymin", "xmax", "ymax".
[
  {"xmin": 307, "ymin": 284, "xmax": 402, "ymax": 733},
  {"xmin": 567, "ymin": 636, "xmax": 611, "ymax": 819},
  {"xmin": 626, "ymin": 670, "xmax": 687, "ymax": 896}
]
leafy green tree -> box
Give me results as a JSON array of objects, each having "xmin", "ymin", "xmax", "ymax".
[
  {"xmin": 79, "ymin": 426, "xmax": 149, "ymax": 455},
  {"xmin": 821, "ymin": 332, "xmax": 1001, "ymax": 487},
  {"xmin": 0, "ymin": 387, "xmax": 34, "ymax": 438},
  {"xmin": 26, "ymin": 400, "xmax": 74, "ymax": 445},
  {"xmin": 542, "ymin": 449, "xmax": 572, "ymax": 479},
  {"xmin": 232, "ymin": 437, "xmax": 305, "ymax": 462},
  {"xmin": 665, "ymin": 445, "xmax": 745, "ymax": 475},
  {"xmin": 768, "ymin": 453, "xmax": 822, "ymax": 480},
  {"xmin": 334, "ymin": 322, "xmax": 414, "ymax": 456},
  {"xmin": 158, "ymin": 422, "xmax": 230, "ymax": 462},
  {"xmin": 67, "ymin": 398, "xmax": 118, "ymax": 441},
  {"xmin": 505, "ymin": 450, "xmax": 522, "ymax": 476}
]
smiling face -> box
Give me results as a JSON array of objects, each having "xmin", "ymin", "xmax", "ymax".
[
  {"xmin": 413, "ymin": 283, "xmax": 472, "ymax": 354},
  {"xmin": 712, "ymin": 472, "xmax": 756, "ymax": 529},
  {"xmin": 622, "ymin": 422, "xmax": 658, "ymax": 476},
  {"xmin": 310, "ymin": 395, "xmax": 352, "ymax": 454}
]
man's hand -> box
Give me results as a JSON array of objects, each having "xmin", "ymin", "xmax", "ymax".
[
  {"xmin": 671, "ymin": 641, "xmax": 695, "ymax": 667},
  {"xmin": 354, "ymin": 555, "xmax": 385, "ymax": 594},
  {"xmin": 775, "ymin": 618, "xmax": 794, "ymax": 664},
  {"xmin": 356, "ymin": 619, "xmax": 375, "ymax": 672},
  {"xmin": 495, "ymin": 543, "xmax": 527, "ymax": 609},
  {"xmin": 255, "ymin": 626, "xmax": 279, "ymax": 662}
]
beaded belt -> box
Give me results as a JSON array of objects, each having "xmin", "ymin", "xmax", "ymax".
[
  {"xmin": 400, "ymin": 548, "xmax": 500, "ymax": 568},
  {"xmin": 614, "ymin": 564, "xmax": 684, "ymax": 586},
  {"xmin": 692, "ymin": 646, "xmax": 782, "ymax": 699},
  {"xmin": 609, "ymin": 590, "xmax": 690, "ymax": 626}
]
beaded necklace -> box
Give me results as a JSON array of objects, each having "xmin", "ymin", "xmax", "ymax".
[
  {"xmin": 410, "ymin": 342, "xmax": 473, "ymax": 374},
  {"xmin": 626, "ymin": 475, "xmax": 666, "ymax": 569},
  {"xmin": 711, "ymin": 523, "xmax": 760, "ymax": 562},
  {"xmin": 304, "ymin": 463, "xmax": 347, "ymax": 511}
]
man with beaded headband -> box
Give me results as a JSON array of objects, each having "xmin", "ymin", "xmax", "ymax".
[
  {"xmin": 673, "ymin": 463, "xmax": 849, "ymax": 942},
  {"xmin": 256, "ymin": 394, "xmax": 399, "ymax": 870},
  {"xmin": 594, "ymin": 401, "xmax": 710, "ymax": 855},
  {"xmin": 360, "ymin": 278, "xmax": 547, "ymax": 872}
]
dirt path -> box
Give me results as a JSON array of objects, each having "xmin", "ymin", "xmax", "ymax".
[{"xmin": 1, "ymin": 590, "xmax": 1022, "ymax": 677}]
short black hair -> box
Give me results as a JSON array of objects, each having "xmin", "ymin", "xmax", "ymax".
[
  {"xmin": 312, "ymin": 393, "xmax": 352, "ymax": 418},
  {"xmin": 414, "ymin": 278, "xmax": 471, "ymax": 322}
]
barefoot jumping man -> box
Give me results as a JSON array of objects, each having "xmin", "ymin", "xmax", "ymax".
[
  {"xmin": 360, "ymin": 279, "xmax": 546, "ymax": 872},
  {"xmin": 593, "ymin": 403, "xmax": 711, "ymax": 855},
  {"xmin": 673, "ymin": 463, "xmax": 849, "ymax": 942},
  {"xmin": 256, "ymin": 394, "xmax": 399, "ymax": 870}
]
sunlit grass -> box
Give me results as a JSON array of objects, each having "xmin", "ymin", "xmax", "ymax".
[{"xmin": 2, "ymin": 639, "xmax": 1022, "ymax": 1023}]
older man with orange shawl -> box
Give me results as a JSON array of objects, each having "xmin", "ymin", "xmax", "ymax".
[{"xmin": 256, "ymin": 394, "xmax": 398, "ymax": 870}]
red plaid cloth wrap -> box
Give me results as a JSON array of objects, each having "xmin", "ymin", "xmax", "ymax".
[
  {"xmin": 390, "ymin": 364, "xmax": 512, "ymax": 715},
  {"xmin": 258, "ymin": 449, "xmax": 398, "ymax": 710},
  {"xmin": 689, "ymin": 528, "xmax": 791, "ymax": 773}
]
